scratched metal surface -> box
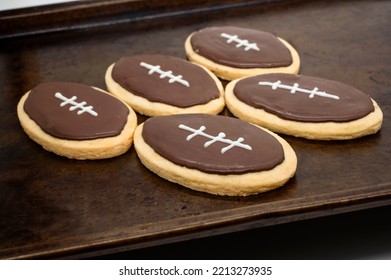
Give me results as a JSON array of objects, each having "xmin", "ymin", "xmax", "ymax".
[{"xmin": 0, "ymin": 0, "xmax": 390, "ymax": 259}]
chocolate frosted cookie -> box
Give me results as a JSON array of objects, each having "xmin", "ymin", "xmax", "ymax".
[
  {"xmin": 105, "ymin": 55, "xmax": 225, "ymax": 116},
  {"xmin": 185, "ymin": 26, "xmax": 300, "ymax": 80},
  {"xmin": 134, "ymin": 114, "xmax": 297, "ymax": 196},
  {"xmin": 225, "ymin": 73, "xmax": 383, "ymax": 140},
  {"xmin": 17, "ymin": 82, "xmax": 137, "ymax": 159}
]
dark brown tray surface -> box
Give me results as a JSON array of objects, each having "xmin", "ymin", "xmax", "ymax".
[{"xmin": 1, "ymin": 0, "xmax": 390, "ymax": 259}]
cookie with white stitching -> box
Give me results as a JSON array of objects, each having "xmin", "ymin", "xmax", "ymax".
[
  {"xmin": 134, "ymin": 114, "xmax": 297, "ymax": 196},
  {"xmin": 225, "ymin": 73, "xmax": 383, "ymax": 140},
  {"xmin": 105, "ymin": 55, "xmax": 224, "ymax": 116},
  {"xmin": 185, "ymin": 26, "xmax": 300, "ymax": 80},
  {"xmin": 17, "ymin": 82, "xmax": 137, "ymax": 159}
]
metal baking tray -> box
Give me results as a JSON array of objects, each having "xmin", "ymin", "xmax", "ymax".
[{"xmin": 1, "ymin": 0, "xmax": 390, "ymax": 259}]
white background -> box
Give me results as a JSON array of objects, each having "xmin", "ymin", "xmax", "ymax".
[
  {"xmin": 0, "ymin": 0, "xmax": 79, "ymax": 11},
  {"xmin": 1, "ymin": 260, "xmax": 391, "ymax": 280}
]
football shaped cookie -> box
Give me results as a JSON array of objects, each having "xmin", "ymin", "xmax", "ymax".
[
  {"xmin": 225, "ymin": 73, "xmax": 383, "ymax": 140},
  {"xmin": 134, "ymin": 114, "xmax": 297, "ymax": 196},
  {"xmin": 105, "ymin": 54, "xmax": 225, "ymax": 116},
  {"xmin": 185, "ymin": 26, "xmax": 300, "ymax": 80},
  {"xmin": 17, "ymin": 82, "xmax": 137, "ymax": 159}
]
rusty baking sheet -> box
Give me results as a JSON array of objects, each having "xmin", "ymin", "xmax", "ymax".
[{"xmin": 0, "ymin": 0, "xmax": 390, "ymax": 259}]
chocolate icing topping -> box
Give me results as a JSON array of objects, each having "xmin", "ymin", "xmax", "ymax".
[
  {"xmin": 233, "ymin": 73, "xmax": 375, "ymax": 122},
  {"xmin": 24, "ymin": 82, "xmax": 130, "ymax": 140},
  {"xmin": 111, "ymin": 55, "xmax": 220, "ymax": 107},
  {"xmin": 190, "ymin": 26, "xmax": 293, "ymax": 68},
  {"xmin": 142, "ymin": 114, "xmax": 285, "ymax": 174}
]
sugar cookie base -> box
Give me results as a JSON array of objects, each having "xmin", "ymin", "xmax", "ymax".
[
  {"xmin": 17, "ymin": 91, "xmax": 137, "ymax": 160},
  {"xmin": 134, "ymin": 122, "xmax": 297, "ymax": 196},
  {"xmin": 225, "ymin": 79, "xmax": 383, "ymax": 140},
  {"xmin": 105, "ymin": 63, "xmax": 225, "ymax": 117},
  {"xmin": 185, "ymin": 33, "xmax": 300, "ymax": 81}
]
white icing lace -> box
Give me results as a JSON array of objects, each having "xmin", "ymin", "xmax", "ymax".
[
  {"xmin": 258, "ymin": 80, "xmax": 340, "ymax": 100},
  {"xmin": 55, "ymin": 92, "xmax": 98, "ymax": 116},
  {"xmin": 220, "ymin": 33, "xmax": 260, "ymax": 51},
  {"xmin": 178, "ymin": 124, "xmax": 252, "ymax": 154},
  {"xmin": 140, "ymin": 62, "xmax": 190, "ymax": 87}
]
